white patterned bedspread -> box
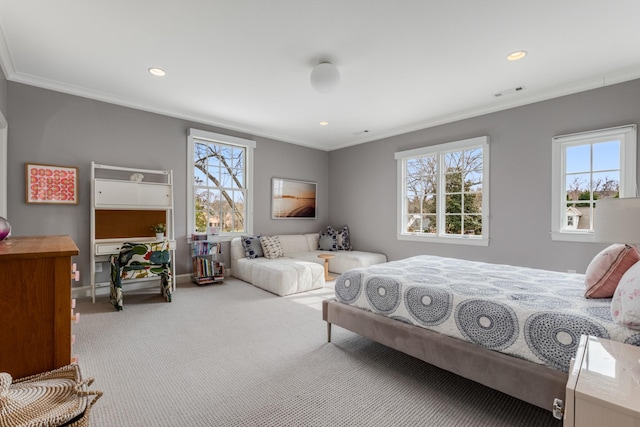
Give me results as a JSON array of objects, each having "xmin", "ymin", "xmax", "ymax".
[{"xmin": 334, "ymin": 255, "xmax": 640, "ymax": 372}]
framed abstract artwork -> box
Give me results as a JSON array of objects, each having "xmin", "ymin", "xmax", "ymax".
[
  {"xmin": 25, "ymin": 163, "xmax": 78, "ymax": 204},
  {"xmin": 271, "ymin": 177, "xmax": 316, "ymax": 219}
]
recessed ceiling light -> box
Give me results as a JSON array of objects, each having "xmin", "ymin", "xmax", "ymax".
[
  {"xmin": 148, "ymin": 67, "xmax": 166, "ymax": 77},
  {"xmin": 507, "ymin": 51, "xmax": 527, "ymax": 61},
  {"xmin": 319, "ymin": 121, "xmax": 329, "ymax": 126}
]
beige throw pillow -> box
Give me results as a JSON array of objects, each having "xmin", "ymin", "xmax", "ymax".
[{"xmin": 260, "ymin": 235, "xmax": 285, "ymax": 259}]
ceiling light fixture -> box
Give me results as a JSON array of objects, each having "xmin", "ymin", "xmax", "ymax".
[
  {"xmin": 148, "ymin": 67, "xmax": 166, "ymax": 77},
  {"xmin": 319, "ymin": 121, "xmax": 329, "ymax": 126},
  {"xmin": 507, "ymin": 51, "xmax": 527, "ymax": 61},
  {"xmin": 310, "ymin": 62, "xmax": 340, "ymax": 93}
]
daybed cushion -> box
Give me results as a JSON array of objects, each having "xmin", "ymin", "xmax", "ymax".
[
  {"xmin": 252, "ymin": 259, "xmax": 324, "ymax": 296},
  {"xmin": 287, "ymin": 250, "xmax": 387, "ymax": 275},
  {"xmin": 278, "ymin": 234, "xmax": 311, "ymax": 253},
  {"xmin": 611, "ymin": 261, "xmax": 640, "ymax": 330},
  {"xmin": 585, "ymin": 244, "xmax": 640, "ymax": 298}
]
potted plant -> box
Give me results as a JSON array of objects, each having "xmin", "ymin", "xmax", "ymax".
[{"xmin": 152, "ymin": 223, "xmax": 166, "ymax": 241}]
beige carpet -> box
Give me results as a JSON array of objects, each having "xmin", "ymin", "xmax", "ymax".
[{"xmin": 75, "ymin": 279, "xmax": 562, "ymax": 427}]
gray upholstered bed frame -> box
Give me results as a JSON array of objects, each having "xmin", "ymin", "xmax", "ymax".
[{"xmin": 322, "ymin": 298, "xmax": 568, "ymax": 414}]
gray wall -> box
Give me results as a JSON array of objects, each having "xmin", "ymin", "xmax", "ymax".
[
  {"xmin": 6, "ymin": 82, "xmax": 329, "ymax": 285},
  {"xmin": 7, "ymin": 77, "xmax": 640, "ymax": 285},
  {"xmin": 329, "ymin": 79, "xmax": 640, "ymax": 273}
]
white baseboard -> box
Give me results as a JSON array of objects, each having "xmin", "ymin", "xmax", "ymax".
[{"xmin": 72, "ymin": 273, "xmax": 193, "ymax": 300}]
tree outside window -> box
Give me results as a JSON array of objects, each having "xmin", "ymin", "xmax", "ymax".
[
  {"xmin": 397, "ymin": 136, "xmax": 489, "ymax": 246},
  {"xmin": 187, "ymin": 128, "xmax": 255, "ymax": 237}
]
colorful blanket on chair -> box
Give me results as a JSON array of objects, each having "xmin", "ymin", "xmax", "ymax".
[{"xmin": 110, "ymin": 241, "xmax": 172, "ymax": 310}]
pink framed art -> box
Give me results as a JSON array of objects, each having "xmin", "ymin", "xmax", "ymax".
[{"xmin": 25, "ymin": 163, "xmax": 78, "ymax": 204}]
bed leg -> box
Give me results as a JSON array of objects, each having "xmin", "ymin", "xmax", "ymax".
[{"xmin": 327, "ymin": 322, "xmax": 332, "ymax": 342}]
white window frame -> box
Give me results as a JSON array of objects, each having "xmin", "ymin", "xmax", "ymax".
[
  {"xmin": 551, "ymin": 124, "xmax": 637, "ymax": 242},
  {"xmin": 395, "ymin": 136, "xmax": 490, "ymax": 246},
  {"xmin": 187, "ymin": 128, "xmax": 256, "ymax": 241}
]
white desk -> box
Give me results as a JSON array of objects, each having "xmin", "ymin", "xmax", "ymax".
[{"xmin": 92, "ymin": 238, "xmax": 176, "ymax": 302}]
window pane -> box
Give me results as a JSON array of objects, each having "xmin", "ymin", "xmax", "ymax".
[
  {"xmin": 220, "ymin": 167, "xmax": 232, "ymax": 188},
  {"xmin": 464, "ymin": 193, "xmax": 482, "ymax": 213},
  {"xmin": 465, "ymin": 170, "xmax": 483, "ymax": 192},
  {"xmin": 445, "ymin": 172, "xmax": 463, "ymax": 193},
  {"xmin": 593, "ymin": 140, "xmax": 620, "ymax": 171},
  {"xmin": 406, "ymin": 157, "xmax": 437, "ymax": 194},
  {"xmin": 231, "ymin": 168, "xmax": 243, "ymax": 188},
  {"xmin": 445, "ymin": 194, "xmax": 461, "ymax": 214},
  {"xmin": 407, "ymin": 214, "xmax": 436, "ymax": 233},
  {"xmin": 566, "ymin": 144, "xmax": 591, "ymax": 173},
  {"xmin": 463, "ymin": 148, "xmax": 483, "ymax": 171},
  {"xmin": 463, "ymin": 214, "xmax": 482, "ymax": 235},
  {"xmin": 592, "ymin": 171, "xmax": 619, "ymax": 199},
  {"xmin": 565, "ymin": 173, "xmax": 591, "ymax": 201},
  {"xmin": 423, "ymin": 193, "xmax": 436, "ymax": 213},
  {"xmin": 407, "ymin": 196, "xmax": 420, "ymax": 214},
  {"xmin": 445, "ymin": 151, "xmax": 462, "ymax": 170},
  {"xmin": 565, "ymin": 202, "xmax": 591, "ymax": 230},
  {"xmin": 445, "ymin": 214, "xmax": 462, "ymax": 235},
  {"xmin": 221, "ymin": 211, "xmax": 233, "ymax": 232}
]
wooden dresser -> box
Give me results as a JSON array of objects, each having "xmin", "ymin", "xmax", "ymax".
[{"xmin": 0, "ymin": 235, "xmax": 79, "ymax": 378}]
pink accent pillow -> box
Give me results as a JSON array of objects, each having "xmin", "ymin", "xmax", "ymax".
[
  {"xmin": 584, "ymin": 244, "xmax": 640, "ymax": 298},
  {"xmin": 611, "ymin": 261, "xmax": 640, "ymax": 330}
]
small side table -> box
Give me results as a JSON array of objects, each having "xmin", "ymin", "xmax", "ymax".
[
  {"xmin": 564, "ymin": 335, "xmax": 640, "ymax": 426},
  {"xmin": 318, "ymin": 254, "xmax": 335, "ymax": 281}
]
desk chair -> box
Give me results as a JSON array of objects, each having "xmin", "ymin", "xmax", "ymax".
[{"xmin": 110, "ymin": 241, "xmax": 172, "ymax": 311}]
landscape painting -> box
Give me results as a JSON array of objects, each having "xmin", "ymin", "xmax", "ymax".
[{"xmin": 271, "ymin": 178, "xmax": 316, "ymax": 219}]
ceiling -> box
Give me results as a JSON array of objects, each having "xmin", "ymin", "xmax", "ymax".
[{"xmin": 1, "ymin": 1, "xmax": 640, "ymax": 151}]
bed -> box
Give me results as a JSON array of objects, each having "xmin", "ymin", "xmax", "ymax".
[{"xmin": 322, "ymin": 255, "xmax": 640, "ymax": 415}]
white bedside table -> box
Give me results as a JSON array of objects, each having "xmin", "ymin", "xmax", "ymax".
[{"xmin": 564, "ymin": 335, "xmax": 640, "ymax": 427}]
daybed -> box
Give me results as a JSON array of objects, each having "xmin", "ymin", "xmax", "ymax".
[
  {"xmin": 322, "ymin": 253, "xmax": 640, "ymax": 416},
  {"xmin": 230, "ymin": 233, "xmax": 387, "ymax": 296}
]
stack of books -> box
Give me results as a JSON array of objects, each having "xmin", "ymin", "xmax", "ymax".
[
  {"xmin": 191, "ymin": 258, "xmax": 224, "ymax": 285},
  {"xmin": 191, "ymin": 233, "xmax": 224, "ymax": 285}
]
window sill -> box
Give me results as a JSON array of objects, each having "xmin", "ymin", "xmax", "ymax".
[
  {"xmin": 550, "ymin": 231, "xmax": 595, "ymax": 243},
  {"xmin": 397, "ymin": 233, "xmax": 489, "ymax": 246}
]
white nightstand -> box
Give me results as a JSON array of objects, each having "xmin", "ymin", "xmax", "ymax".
[{"xmin": 564, "ymin": 335, "xmax": 640, "ymax": 427}]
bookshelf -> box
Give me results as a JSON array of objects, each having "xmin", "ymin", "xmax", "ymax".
[{"xmin": 191, "ymin": 234, "xmax": 224, "ymax": 285}]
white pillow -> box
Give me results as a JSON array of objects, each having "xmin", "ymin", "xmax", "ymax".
[{"xmin": 611, "ymin": 260, "xmax": 640, "ymax": 330}]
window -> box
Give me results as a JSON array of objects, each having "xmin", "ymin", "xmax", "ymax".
[
  {"xmin": 551, "ymin": 125, "xmax": 637, "ymax": 242},
  {"xmin": 395, "ymin": 136, "xmax": 489, "ymax": 246},
  {"xmin": 187, "ymin": 129, "xmax": 255, "ymax": 238}
]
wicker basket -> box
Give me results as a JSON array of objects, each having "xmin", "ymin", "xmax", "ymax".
[{"xmin": 0, "ymin": 364, "xmax": 102, "ymax": 427}]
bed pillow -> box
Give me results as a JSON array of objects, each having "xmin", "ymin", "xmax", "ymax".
[
  {"xmin": 318, "ymin": 231, "xmax": 337, "ymax": 251},
  {"xmin": 584, "ymin": 244, "xmax": 640, "ymax": 298},
  {"xmin": 327, "ymin": 225, "xmax": 352, "ymax": 251},
  {"xmin": 611, "ymin": 261, "xmax": 640, "ymax": 330},
  {"xmin": 241, "ymin": 234, "xmax": 263, "ymax": 259},
  {"xmin": 260, "ymin": 235, "xmax": 284, "ymax": 259}
]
